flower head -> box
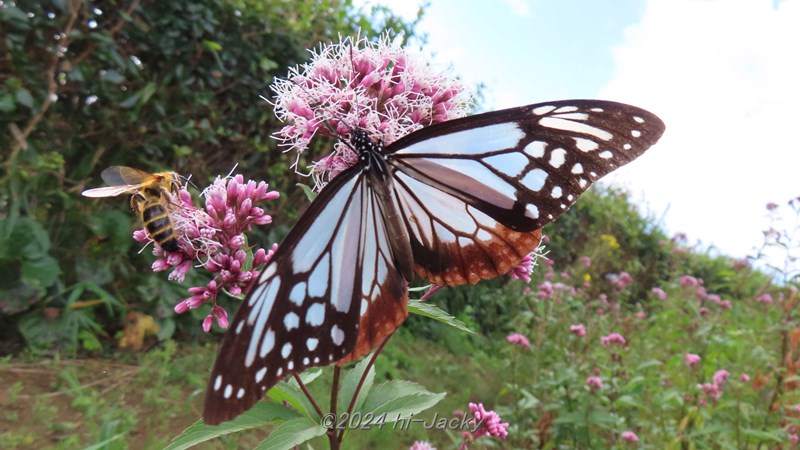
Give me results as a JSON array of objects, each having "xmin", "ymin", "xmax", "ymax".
[
  {"xmin": 680, "ymin": 275, "xmax": 699, "ymax": 289},
  {"xmin": 621, "ymin": 431, "xmax": 639, "ymax": 443},
  {"xmin": 272, "ymin": 34, "xmax": 471, "ymax": 187},
  {"xmin": 408, "ymin": 441, "xmax": 436, "ymax": 450},
  {"xmin": 585, "ymin": 376, "xmax": 603, "ymax": 390},
  {"xmin": 508, "ymin": 249, "xmax": 542, "ymax": 283},
  {"xmin": 600, "ymin": 333, "xmax": 627, "ymax": 347},
  {"xmin": 651, "ymin": 286, "xmax": 667, "ymax": 301},
  {"xmin": 465, "ymin": 402, "xmax": 509, "ymax": 441},
  {"xmin": 570, "ymin": 324, "xmax": 586, "ymax": 337},
  {"xmin": 757, "ymin": 293, "xmax": 774, "ymax": 304},
  {"xmin": 506, "ymin": 332, "xmax": 530, "ymax": 349},
  {"xmin": 685, "ymin": 353, "xmax": 701, "ymax": 367}
]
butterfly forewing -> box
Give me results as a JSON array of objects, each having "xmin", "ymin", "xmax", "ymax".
[
  {"xmin": 385, "ymin": 100, "xmax": 664, "ymax": 284},
  {"xmin": 203, "ymin": 169, "xmax": 408, "ymax": 425}
]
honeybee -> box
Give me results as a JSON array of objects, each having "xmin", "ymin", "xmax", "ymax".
[{"xmin": 82, "ymin": 166, "xmax": 182, "ymax": 252}]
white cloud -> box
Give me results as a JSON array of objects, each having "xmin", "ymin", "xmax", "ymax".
[
  {"xmin": 600, "ymin": 0, "xmax": 800, "ymax": 260},
  {"xmin": 502, "ymin": 0, "xmax": 531, "ymax": 17}
]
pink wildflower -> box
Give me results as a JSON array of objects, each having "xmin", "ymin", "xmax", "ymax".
[
  {"xmin": 766, "ymin": 202, "xmax": 779, "ymax": 210},
  {"xmin": 651, "ymin": 287, "xmax": 667, "ymax": 301},
  {"xmin": 570, "ymin": 324, "xmax": 586, "ymax": 337},
  {"xmin": 508, "ymin": 251, "xmax": 539, "ymax": 283},
  {"xmin": 713, "ymin": 369, "xmax": 730, "ymax": 386},
  {"xmin": 537, "ymin": 281, "xmax": 554, "ymax": 299},
  {"xmin": 685, "ymin": 353, "xmax": 701, "ymax": 367},
  {"xmin": 272, "ymin": 34, "xmax": 470, "ymax": 186},
  {"xmin": 600, "ymin": 333, "xmax": 627, "ymax": 347},
  {"xmin": 465, "ymin": 403, "xmax": 509, "ymax": 441},
  {"xmin": 636, "ymin": 311, "xmax": 647, "ymax": 319},
  {"xmin": 506, "ymin": 333, "xmax": 530, "ymax": 349},
  {"xmin": 621, "ymin": 431, "xmax": 639, "ymax": 443},
  {"xmin": 680, "ymin": 275, "xmax": 699, "ymax": 289},
  {"xmin": 615, "ymin": 271, "xmax": 633, "ymax": 289},
  {"xmin": 757, "ymin": 293, "xmax": 774, "ymax": 304},
  {"xmin": 698, "ymin": 382, "xmax": 723, "ymax": 400},
  {"xmin": 741, "ymin": 373, "xmax": 750, "ymax": 382},
  {"xmin": 578, "ymin": 256, "xmax": 592, "ymax": 267},
  {"xmin": 791, "ymin": 434, "xmax": 799, "ymax": 444},
  {"xmin": 585, "ymin": 376, "xmax": 603, "ymax": 390}
]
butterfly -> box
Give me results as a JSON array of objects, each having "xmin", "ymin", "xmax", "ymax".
[{"xmin": 203, "ymin": 99, "xmax": 665, "ymax": 424}]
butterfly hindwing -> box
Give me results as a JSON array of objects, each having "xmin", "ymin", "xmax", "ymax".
[
  {"xmin": 203, "ymin": 169, "xmax": 408, "ymax": 425},
  {"xmin": 386, "ymin": 100, "xmax": 664, "ymax": 285}
]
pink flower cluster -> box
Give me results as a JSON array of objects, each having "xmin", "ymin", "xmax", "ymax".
[
  {"xmin": 685, "ymin": 353, "xmax": 701, "ymax": 367},
  {"xmin": 697, "ymin": 369, "xmax": 730, "ymax": 401},
  {"xmin": 586, "ymin": 376, "xmax": 603, "ymax": 390},
  {"xmin": 508, "ymin": 251, "xmax": 539, "ymax": 283},
  {"xmin": 570, "ymin": 324, "xmax": 586, "ymax": 337},
  {"xmin": 757, "ymin": 293, "xmax": 774, "ymax": 304},
  {"xmin": 600, "ymin": 333, "xmax": 627, "ymax": 347},
  {"xmin": 621, "ymin": 431, "xmax": 639, "ymax": 443},
  {"xmin": 613, "ymin": 271, "xmax": 633, "ymax": 289},
  {"xmin": 408, "ymin": 441, "xmax": 436, "ymax": 450},
  {"xmin": 464, "ymin": 402, "xmax": 509, "ymax": 442},
  {"xmin": 651, "ymin": 287, "xmax": 667, "ymax": 301},
  {"xmin": 506, "ymin": 332, "xmax": 530, "ymax": 349},
  {"xmin": 138, "ymin": 174, "xmax": 280, "ymax": 331},
  {"xmin": 271, "ymin": 34, "xmax": 471, "ymax": 186}
]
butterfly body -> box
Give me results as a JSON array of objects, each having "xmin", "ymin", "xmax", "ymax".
[{"xmin": 203, "ymin": 100, "xmax": 665, "ymax": 424}]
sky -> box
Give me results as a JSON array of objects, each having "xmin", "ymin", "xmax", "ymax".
[{"xmin": 355, "ymin": 0, "xmax": 800, "ymax": 265}]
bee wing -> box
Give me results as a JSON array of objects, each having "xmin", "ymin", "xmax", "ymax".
[
  {"xmin": 81, "ymin": 185, "xmax": 140, "ymax": 198},
  {"xmin": 101, "ymin": 166, "xmax": 153, "ymax": 186}
]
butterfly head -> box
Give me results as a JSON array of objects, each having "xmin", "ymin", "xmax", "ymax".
[{"xmin": 349, "ymin": 128, "xmax": 384, "ymax": 162}]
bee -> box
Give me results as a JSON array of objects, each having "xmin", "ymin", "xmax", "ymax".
[{"xmin": 82, "ymin": 166, "xmax": 182, "ymax": 253}]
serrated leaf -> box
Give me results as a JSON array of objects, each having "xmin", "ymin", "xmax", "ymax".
[
  {"xmin": 338, "ymin": 354, "xmax": 376, "ymax": 415},
  {"xmin": 360, "ymin": 380, "xmax": 445, "ymax": 421},
  {"xmin": 164, "ymin": 402, "xmax": 301, "ymax": 450},
  {"xmin": 255, "ymin": 417, "xmax": 327, "ymax": 450},
  {"xmin": 407, "ymin": 299, "xmax": 475, "ymax": 334},
  {"xmin": 267, "ymin": 369, "xmax": 323, "ymax": 419}
]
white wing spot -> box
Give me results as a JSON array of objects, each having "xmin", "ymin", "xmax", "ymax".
[
  {"xmin": 307, "ymin": 337, "xmax": 319, "ymax": 351},
  {"xmin": 224, "ymin": 384, "xmax": 233, "ymax": 399},
  {"xmin": 524, "ymin": 141, "xmax": 547, "ymax": 158},
  {"xmin": 623, "ymin": 143, "xmax": 632, "ymax": 150},
  {"xmin": 331, "ymin": 325, "xmax": 345, "ymax": 346},
  {"xmin": 284, "ymin": 312, "xmax": 300, "ymax": 330},
  {"xmin": 525, "ymin": 204, "xmax": 539, "ymax": 220},
  {"xmin": 235, "ymin": 321, "xmax": 244, "ymax": 335},
  {"xmin": 560, "ymin": 204, "xmax": 566, "ymax": 209},
  {"xmin": 303, "ymin": 357, "xmax": 310, "ymax": 365},
  {"xmin": 590, "ymin": 107, "xmax": 604, "ymax": 112},
  {"xmin": 551, "ymin": 186, "xmax": 563, "ymax": 198},
  {"xmin": 289, "ymin": 282, "xmax": 306, "ymax": 306},
  {"xmin": 214, "ymin": 375, "xmax": 222, "ymax": 391},
  {"xmin": 361, "ymin": 299, "xmax": 368, "ymax": 317},
  {"xmin": 589, "ymin": 171, "xmax": 598, "ymax": 178},
  {"xmin": 539, "ymin": 117, "xmax": 613, "ymax": 141},
  {"xmin": 281, "ymin": 342, "xmax": 292, "ymax": 359},
  {"xmin": 306, "ymin": 302, "xmax": 325, "ymax": 326},
  {"xmin": 579, "ymin": 178, "xmax": 588, "ymax": 188},
  {"xmin": 554, "ymin": 105, "xmax": 578, "ymax": 113},
  {"xmin": 259, "ymin": 328, "xmax": 275, "ymax": 358},
  {"xmin": 547, "ymin": 213, "xmax": 554, "ymax": 219},
  {"xmin": 633, "ymin": 116, "xmax": 644, "ymax": 123},
  {"xmin": 554, "ymin": 112, "xmax": 589, "ymax": 121},
  {"xmin": 599, "ymin": 151, "xmax": 613, "ymax": 159},
  {"xmin": 567, "ymin": 194, "xmax": 575, "ymax": 201},
  {"xmin": 532, "ymin": 105, "xmax": 556, "ymax": 115},
  {"xmin": 308, "ymin": 255, "xmax": 330, "ymax": 298},
  {"xmin": 574, "ymin": 137, "xmax": 599, "ymax": 152},
  {"xmin": 571, "ymin": 163, "xmax": 584, "ymax": 174},
  {"xmin": 255, "ymin": 367, "xmax": 267, "ymax": 383},
  {"xmin": 549, "ymin": 148, "xmax": 567, "ymax": 168},
  {"xmin": 277, "ymin": 367, "xmax": 283, "ymax": 377},
  {"xmin": 631, "ymin": 129, "xmax": 642, "ymax": 138},
  {"xmin": 314, "ymin": 356, "xmax": 320, "ymax": 363},
  {"xmin": 287, "ymin": 361, "xmax": 294, "ymax": 371},
  {"xmin": 522, "ymin": 168, "xmax": 548, "ymax": 191},
  {"xmin": 237, "ymin": 388, "xmax": 245, "ymax": 399}
]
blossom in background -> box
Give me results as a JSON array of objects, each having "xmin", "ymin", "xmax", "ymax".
[
  {"xmin": 271, "ymin": 34, "xmax": 471, "ymax": 187},
  {"xmin": 140, "ymin": 174, "xmax": 280, "ymax": 331},
  {"xmin": 409, "ymin": 441, "xmax": 437, "ymax": 450},
  {"xmin": 586, "ymin": 376, "xmax": 603, "ymax": 390},
  {"xmin": 741, "ymin": 373, "xmax": 750, "ymax": 382},
  {"xmin": 680, "ymin": 275, "xmax": 699, "ymax": 288},
  {"xmin": 757, "ymin": 293, "xmax": 774, "ymax": 304},
  {"xmin": 766, "ymin": 201, "xmax": 779, "ymax": 210},
  {"xmin": 651, "ymin": 286, "xmax": 667, "ymax": 301},
  {"xmin": 713, "ymin": 369, "xmax": 730, "ymax": 386},
  {"xmin": 463, "ymin": 402, "xmax": 509, "ymax": 444},
  {"xmin": 614, "ymin": 271, "xmax": 633, "ymax": 289},
  {"xmin": 578, "ymin": 255, "xmax": 592, "ymax": 267},
  {"xmin": 790, "ymin": 434, "xmax": 799, "ymax": 445},
  {"xmin": 537, "ymin": 281, "xmax": 554, "ymax": 299},
  {"xmin": 506, "ymin": 332, "xmax": 530, "ymax": 349},
  {"xmin": 570, "ymin": 324, "xmax": 586, "ymax": 337},
  {"xmin": 621, "ymin": 431, "xmax": 640, "ymax": 443},
  {"xmin": 685, "ymin": 353, "xmax": 701, "ymax": 367},
  {"xmin": 600, "ymin": 333, "xmax": 627, "ymax": 347}
]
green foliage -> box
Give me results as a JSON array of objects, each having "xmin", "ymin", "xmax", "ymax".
[{"xmin": 1, "ymin": 0, "xmax": 416, "ymax": 352}]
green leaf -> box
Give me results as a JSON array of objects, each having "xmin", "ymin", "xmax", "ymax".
[
  {"xmin": 15, "ymin": 88, "xmax": 34, "ymax": 108},
  {"xmin": 338, "ymin": 355, "xmax": 376, "ymax": 415},
  {"xmin": 21, "ymin": 255, "xmax": 61, "ymax": 288},
  {"xmin": 164, "ymin": 402, "xmax": 301, "ymax": 450},
  {"xmin": 100, "ymin": 70, "xmax": 126, "ymax": 84},
  {"xmin": 360, "ymin": 380, "xmax": 445, "ymax": 421},
  {"xmin": 741, "ymin": 428, "xmax": 783, "ymax": 442},
  {"xmin": 268, "ymin": 369, "xmax": 323, "ymax": 419},
  {"xmin": 297, "ymin": 183, "xmax": 317, "ymax": 202},
  {"xmin": 255, "ymin": 417, "xmax": 327, "ymax": 450},
  {"xmin": 202, "ymin": 39, "xmax": 223, "ymax": 52},
  {"xmin": 407, "ymin": 299, "xmax": 476, "ymax": 334}
]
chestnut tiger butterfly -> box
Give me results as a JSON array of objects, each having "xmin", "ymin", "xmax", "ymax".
[{"xmin": 203, "ymin": 99, "xmax": 665, "ymax": 424}]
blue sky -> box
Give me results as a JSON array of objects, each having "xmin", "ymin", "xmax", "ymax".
[{"xmin": 356, "ymin": 0, "xmax": 800, "ymax": 269}]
